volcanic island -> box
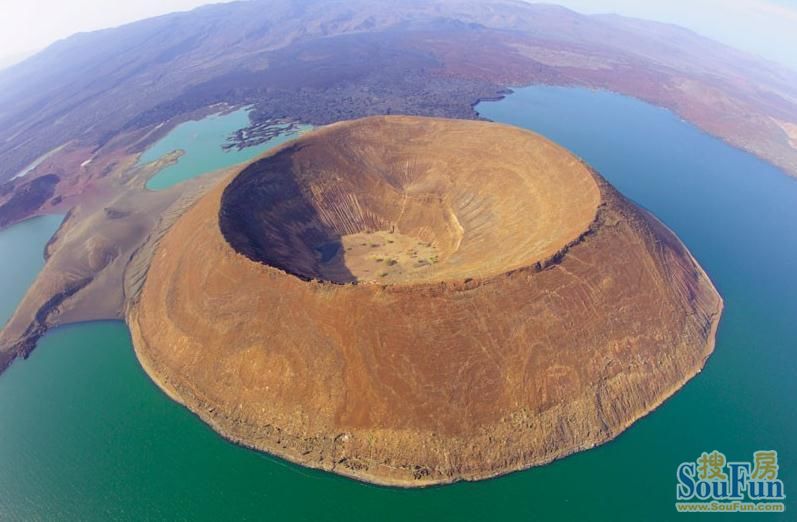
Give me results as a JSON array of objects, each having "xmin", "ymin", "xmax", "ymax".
[{"xmin": 127, "ymin": 116, "xmax": 722, "ymax": 486}]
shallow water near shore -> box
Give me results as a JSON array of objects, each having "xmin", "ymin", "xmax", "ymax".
[
  {"xmin": 141, "ymin": 107, "xmax": 310, "ymax": 191},
  {"xmin": 0, "ymin": 86, "xmax": 795, "ymax": 520},
  {"xmin": 0, "ymin": 214, "xmax": 63, "ymax": 327}
]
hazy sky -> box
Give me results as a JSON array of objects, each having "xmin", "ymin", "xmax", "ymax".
[
  {"xmin": 552, "ymin": 0, "xmax": 797, "ymax": 70},
  {"xmin": 0, "ymin": 0, "xmax": 795, "ymax": 70}
]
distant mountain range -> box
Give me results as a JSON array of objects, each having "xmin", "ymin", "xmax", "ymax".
[{"xmin": 1, "ymin": 0, "xmax": 796, "ymax": 184}]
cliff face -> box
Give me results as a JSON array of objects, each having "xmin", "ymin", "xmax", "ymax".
[{"xmin": 128, "ymin": 116, "xmax": 722, "ymax": 486}]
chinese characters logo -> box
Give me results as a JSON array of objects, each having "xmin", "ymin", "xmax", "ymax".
[{"xmin": 676, "ymin": 450, "xmax": 785, "ymax": 513}]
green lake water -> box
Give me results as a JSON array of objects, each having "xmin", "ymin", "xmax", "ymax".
[
  {"xmin": 141, "ymin": 107, "xmax": 310, "ymax": 190},
  {"xmin": 0, "ymin": 86, "xmax": 795, "ymax": 520},
  {"xmin": 0, "ymin": 215, "xmax": 63, "ymax": 327}
]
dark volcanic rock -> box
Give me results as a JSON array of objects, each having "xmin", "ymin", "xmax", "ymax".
[{"xmin": 0, "ymin": 174, "xmax": 59, "ymax": 228}]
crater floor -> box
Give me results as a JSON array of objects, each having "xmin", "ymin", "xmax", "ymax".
[
  {"xmin": 218, "ymin": 115, "xmax": 599, "ymax": 284},
  {"xmin": 129, "ymin": 116, "xmax": 722, "ymax": 487},
  {"xmin": 324, "ymin": 230, "xmax": 442, "ymax": 283}
]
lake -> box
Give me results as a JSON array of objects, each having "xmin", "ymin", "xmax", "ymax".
[
  {"xmin": 0, "ymin": 214, "xmax": 63, "ymax": 327},
  {"xmin": 0, "ymin": 86, "xmax": 794, "ymax": 520},
  {"xmin": 140, "ymin": 107, "xmax": 310, "ymax": 190}
]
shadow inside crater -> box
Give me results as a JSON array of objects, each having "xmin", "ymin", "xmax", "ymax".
[{"xmin": 218, "ymin": 144, "xmax": 356, "ymax": 283}]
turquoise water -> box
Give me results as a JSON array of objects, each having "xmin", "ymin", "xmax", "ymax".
[
  {"xmin": 141, "ymin": 108, "xmax": 310, "ymax": 190},
  {"xmin": 0, "ymin": 214, "xmax": 63, "ymax": 327},
  {"xmin": 0, "ymin": 86, "xmax": 795, "ymax": 520}
]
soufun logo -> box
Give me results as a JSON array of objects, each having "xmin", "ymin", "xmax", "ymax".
[{"xmin": 675, "ymin": 450, "xmax": 785, "ymax": 513}]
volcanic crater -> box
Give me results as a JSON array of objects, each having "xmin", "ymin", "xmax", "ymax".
[
  {"xmin": 219, "ymin": 117, "xmax": 598, "ymax": 285},
  {"xmin": 129, "ymin": 116, "xmax": 722, "ymax": 486}
]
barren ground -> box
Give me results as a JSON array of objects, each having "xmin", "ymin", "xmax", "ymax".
[{"xmin": 129, "ymin": 116, "xmax": 722, "ymax": 486}]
